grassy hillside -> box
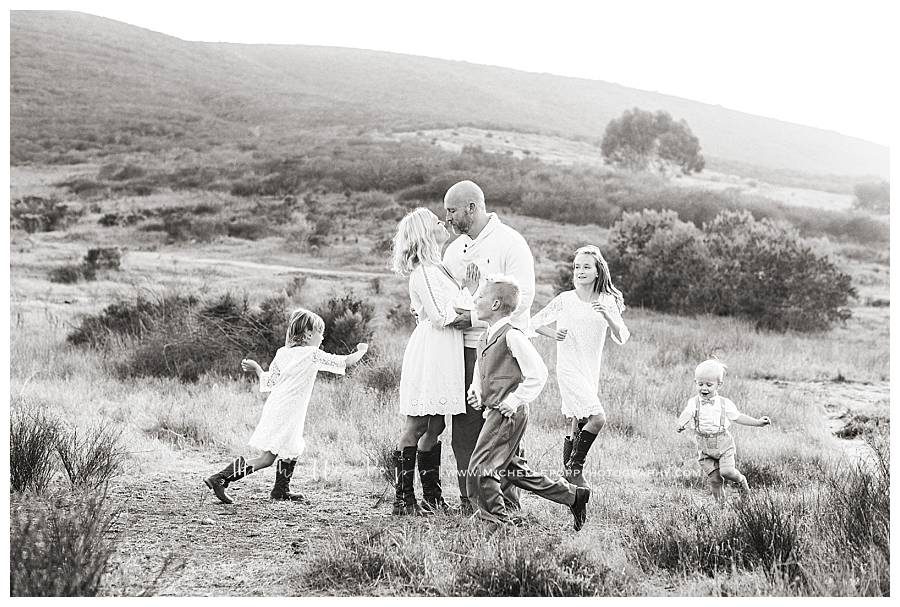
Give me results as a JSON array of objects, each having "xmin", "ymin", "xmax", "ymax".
[{"xmin": 10, "ymin": 10, "xmax": 889, "ymax": 177}]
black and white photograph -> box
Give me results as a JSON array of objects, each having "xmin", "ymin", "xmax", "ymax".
[{"xmin": 6, "ymin": 0, "xmax": 892, "ymax": 597}]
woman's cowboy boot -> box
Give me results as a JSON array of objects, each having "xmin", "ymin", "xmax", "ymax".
[
  {"xmin": 565, "ymin": 430, "xmax": 598, "ymax": 488},
  {"xmin": 417, "ymin": 442, "xmax": 449, "ymax": 514},
  {"xmin": 391, "ymin": 450, "xmax": 405, "ymax": 515},
  {"xmin": 392, "ymin": 447, "xmax": 421, "ymax": 515},
  {"xmin": 271, "ymin": 459, "xmax": 305, "ymax": 502},
  {"xmin": 204, "ymin": 456, "xmax": 255, "ymax": 504},
  {"xmin": 400, "ymin": 446, "xmax": 421, "ymax": 515}
]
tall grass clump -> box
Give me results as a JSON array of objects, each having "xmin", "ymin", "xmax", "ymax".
[
  {"xmin": 451, "ymin": 538, "xmax": 624, "ymax": 596},
  {"xmin": 55, "ymin": 421, "xmax": 127, "ymax": 489},
  {"xmin": 10, "ymin": 490, "xmax": 120, "ymax": 596},
  {"xmin": 814, "ymin": 438, "xmax": 889, "ymax": 595},
  {"xmin": 10, "ymin": 405, "xmax": 62, "ymax": 493},
  {"xmin": 609, "ymin": 209, "xmax": 855, "ymax": 331},
  {"xmin": 300, "ymin": 526, "xmax": 434, "ymax": 595},
  {"xmin": 628, "ymin": 493, "xmax": 807, "ymax": 585}
]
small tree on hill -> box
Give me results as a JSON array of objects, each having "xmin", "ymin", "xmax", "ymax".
[{"xmin": 601, "ymin": 108, "xmax": 705, "ymax": 175}]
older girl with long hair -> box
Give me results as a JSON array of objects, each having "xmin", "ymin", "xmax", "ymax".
[
  {"xmin": 528, "ymin": 245, "xmax": 629, "ymax": 488},
  {"xmin": 390, "ymin": 207, "xmax": 480, "ymax": 515}
]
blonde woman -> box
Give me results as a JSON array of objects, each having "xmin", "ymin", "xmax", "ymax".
[{"xmin": 391, "ymin": 207, "xmax": 480, "ymax": 515}]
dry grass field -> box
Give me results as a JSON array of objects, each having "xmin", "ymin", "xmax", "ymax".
[{"xmin": 9, "ymin": 159, "xmax": 889, "ymax": 596}]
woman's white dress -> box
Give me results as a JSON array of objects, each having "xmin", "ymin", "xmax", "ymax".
[
  {"xmin": 247, "ymin": 345, "xmax": 347, "ymax": 458},
  {"xmin": 528, "ymin": 290, "xmax": 629, "ymax": 418},
  {"xmin": 398, "ymin": 263, "xmax": 468, "ymax": 416}
]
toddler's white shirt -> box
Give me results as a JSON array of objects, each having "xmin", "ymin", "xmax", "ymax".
[{"xmin": 676, "ymin": 395, "xmax": 741, "ymax": 434}]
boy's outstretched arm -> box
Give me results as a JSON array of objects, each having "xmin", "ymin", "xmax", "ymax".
[{"xmin": 733, "ymin": 413, "xmax": 771, "ymax": 427}]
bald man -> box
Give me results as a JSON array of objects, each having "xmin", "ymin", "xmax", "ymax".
[{"xmin": 442, "ymin": 180, "xmax": 536, "ymax": 514}]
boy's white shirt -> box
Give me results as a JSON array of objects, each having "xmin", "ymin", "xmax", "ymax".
[
  {"xmin": 676, "ymin": 395, "xmax": 741, "ymax": 434},
  {"xmin": 443, "ymin": 213, "xmax": 536, "ymax": 347},
  {"xmin": 470, "ymin": 316, "xmax": 548, "ymax": 412}
]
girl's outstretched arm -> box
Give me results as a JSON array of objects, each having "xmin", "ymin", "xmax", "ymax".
[
  {"xmin": 241, "ymin": 358, "xmax": 263, "ymax": 378},
  {"xmin": 344, "ymin": 343, "xmax": 368, "ymax": 367}
]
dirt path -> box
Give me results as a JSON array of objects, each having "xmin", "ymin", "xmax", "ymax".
[
  {"xmin": 769, "ymin": 379, "xmax": 889, "ymax": 463},
  {"xmin": 124, "ymin": 251, "xmax": 394, "ymax": 280},
  {"xmin": 105, "ymin": 448, "xmax": 389, "ymax": 596}
]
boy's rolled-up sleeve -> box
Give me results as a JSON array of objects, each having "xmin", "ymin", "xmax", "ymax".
[{"xmin": 501, "ymin": 330, "xmax": 547, "ymax": 408}]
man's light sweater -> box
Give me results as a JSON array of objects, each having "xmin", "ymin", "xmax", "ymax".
[{"xmin": 443, "ymin": 213, "xmax": 536, "ymax": 348}]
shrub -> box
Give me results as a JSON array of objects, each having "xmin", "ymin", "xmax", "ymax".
[
  {"xmin": 10, "ymin": 491, "xmax": 120, "ymax": 596},
  {"xmin": 84, "ymin": 247, "xmax": 121, "ymax": 270},
  {"xmin": 55, "ymin": 422, "xmax": 127, "ymax": 489},
  {"xmin": 97, "ymin": 162, "xmax": 146, "ymax": 181},
  {"xmin": 360, "ymin": 360, "xmax": 401, "ymax": 404},
  {"xmin": 386, "ymin": 303, "xmax": 416, "ymax": 330},
  {"xmin": 49, "ymin": 264, "xmax": 87, "ymax": 284},
  {"xmin": 58, "ymin": 177, "xmax": 108, "ymax": 198},
  {"xmin": 68, "ymin": 290, "xmax": 290, "ymax": 382},
  {"xmin": 319, "ymin": 292, "xmax": 375, "ymax": 355},
  {"xmin": 11, "ymin": 196, "xmax": 82, "ymax": 233},
  {"xmin": 10, "ymin": 406, "xmax": 62, "ymax": 493},
  {"xmin": 284, "ymin": 274, "xmax": 308, "ymax": 299},
  {"xmin": 67, "ymin": 293, "xmax": 199, "ymax": 347},
  {"xmin": 552, "ymin": 263, "xmax": 573, "ymax": 296},
  {"xmin": 853, "ymin": 180, "xmax": 890, "ymax": 214},
  {"xmin": 98, "ymin": 213, "xmax": 120, "ymax": 227},
  {"xmin": 609, "ymin": 209, "xmax": 855, "ymax": 331}
]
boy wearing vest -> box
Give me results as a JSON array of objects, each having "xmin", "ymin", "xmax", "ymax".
[
  {"xmin": 466, "ymin": 275, "xmax": 591, "ymax": 530},
  {"xmin": 676, "ymin": 359, "xmax": 772, "ymax": 501}
]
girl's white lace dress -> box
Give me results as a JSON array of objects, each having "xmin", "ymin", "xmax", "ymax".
[
  {"xmin": 398, "ymin": 263, "xmax": 470, "ymax": 416},
  {"xmin": 247, "ymin": 346, "xmax": 347, "ymax": 458},
  {"xmin": 528, "ymin": 290, "xmax": 629, "ymax": 418}
]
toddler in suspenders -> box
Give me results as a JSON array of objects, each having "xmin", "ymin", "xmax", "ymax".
[{"xmin": 676, "ymin": 359, "xmax": 772, "ymax": 501}]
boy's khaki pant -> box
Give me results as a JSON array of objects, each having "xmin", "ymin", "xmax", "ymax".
[
  {"xmin": 453, "ymin": 347, "xmax": 520, "ymax": 510},
  {"xmin": 469, "ymin": 405, "xmax": 575, "ymax": 525}
]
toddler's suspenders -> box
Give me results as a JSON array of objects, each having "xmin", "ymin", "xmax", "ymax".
[
  {"xmin": 693, "ymin": 397, "xmax": 701, "ymax": 434},
  {"xmin": 693, "ymin": 396, "xmax": 726, "ymax": 436}
]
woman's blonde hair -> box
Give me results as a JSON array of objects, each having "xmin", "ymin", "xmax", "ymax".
[
  {"xmin": 391, "ymin": 208, "xmax": 443, "ymax": 276},
  {"xmin": 573, "ymin": 245, "xmax": 626, "ymax": 313},
  {"xmin": 285, "ymin": 307, "xmax": 325, "ymax": 347}
]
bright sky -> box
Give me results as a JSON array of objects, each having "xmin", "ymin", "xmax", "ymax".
[{"xmin": 10, "ymin": 0, "xmax": 898, "ymax": 145}]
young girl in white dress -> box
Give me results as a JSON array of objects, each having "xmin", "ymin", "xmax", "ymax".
[
  {"xmin": 529, "ymin": 245, "xmax": 629, "ymax": 488},
  {"xmin": 204, "ymin": 308, "xmax": 368, "ymax": 504},
  {"xmin": 391, "ymin": 207, "xmax": 481, "ymax": 515}
]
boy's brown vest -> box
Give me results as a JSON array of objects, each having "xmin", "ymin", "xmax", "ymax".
[{"xmin": 477, "ymin": 323, "xmax": 525, "ymax": 408}]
